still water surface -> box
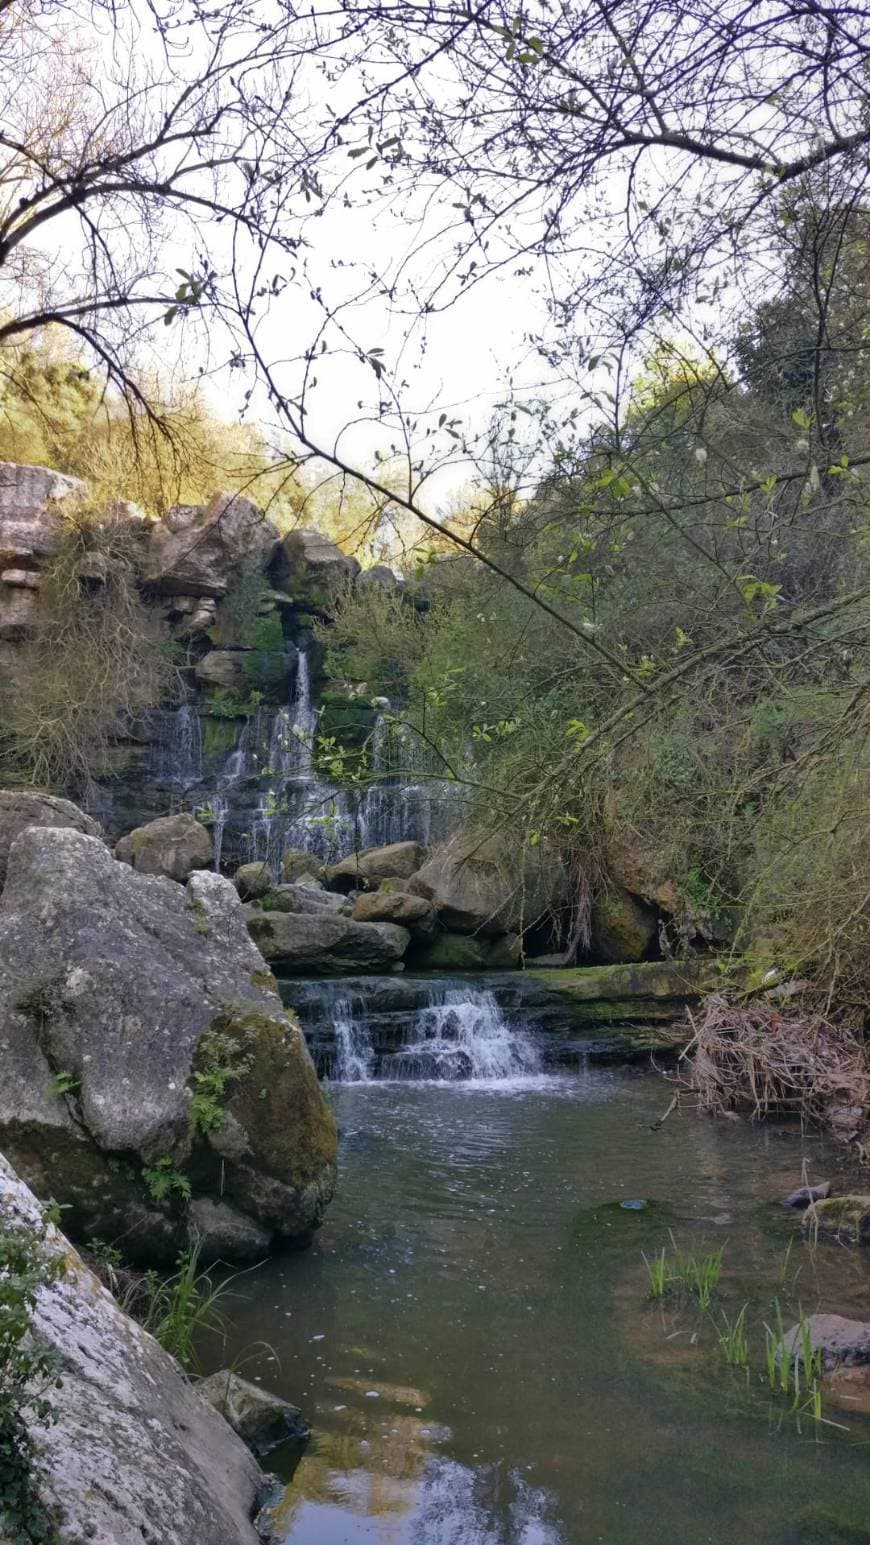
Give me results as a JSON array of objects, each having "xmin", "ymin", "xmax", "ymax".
[{"xmin": 211, "ymin": 1069, "xmax": 870, "ymax": 1544}]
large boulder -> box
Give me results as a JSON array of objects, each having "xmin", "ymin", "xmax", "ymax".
[
  {"xmin": 327, "ymin": 840, "xmax": 428, "ymax": 892},
  {"xmin": 0, "ymin": 1151, "xmax": 270, "ymax": 1544},
  {"xmin": 271, "ymin": 527, "xmax": 360, "ymax": 600},
  {"xmin": 0, "ymin": 461, "xmax": 87, "ymax": 569},
  {"xmin": 145, "ymin": 490, "xmax": 279, "ymax": 597},
  {"xmin": 352, "ymin": 889, "xmax": 437, "ymax": 937},
  {"xmin": 234, "ymin": 860, "xmax": 274, "ymax": 900},
  {"xmin": 0, "ymin": 829, "xmax": 336, "ymax": 1260},
  {"xmin": 0, "ymin": 790, "xmax": 102, "ymax": 890},
  {"xmin": 115, "ymin": 811, "xmax": 213, "ymax": 882},
  {"xmin": 408, "ymin": 830, "xmax": 567, "ymax": 938},
  {"xmin": 247, "ymin": 909, "xmax": 409, "ymax": 973},
  {"xmin": 194, "ymin": 648, "xmax": 252, "ymax": 695},
  {"xmin": 590, "ymin": 885, "xmax": 659, "ymax": 963},
  {"xmin": 282, "ymin": 846, "xmax": 326, "ymax": 883}
]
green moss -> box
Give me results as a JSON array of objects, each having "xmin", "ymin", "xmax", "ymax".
[
  {"xmin": 249, "ymin": 968, "xmax": 279, "ymax": 992},
  {"xmin": 318, "ymin": 697, "xmax": 375, "ymax": 749},
  {"xmin": 202, "ymin": 715, "xmax": 241, "ymax": 761},
  {"xmin": 241, "ymin": 649, "xmax": 293, "ymax": 697},
  {"xmin": 803, "ymin": 1196, "xmax": 870, "ymax": 1244},
  {"xmin": 214, "ymin": 1005, "xmax": 337, "ymax": 1181}
]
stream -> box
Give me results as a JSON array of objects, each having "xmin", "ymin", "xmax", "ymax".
[{"xmin": 203, "ymin": 992, "xmax": 870, "ymax": 1545}]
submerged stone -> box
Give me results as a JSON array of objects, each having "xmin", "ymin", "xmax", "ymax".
[
  {"xmin": 198, "ymin": 1370, "xmax": 309, "ymax": 1456},
  {"xmin": 802, "ymin": 1195, "xmax": 870, "ymax": 1244}
]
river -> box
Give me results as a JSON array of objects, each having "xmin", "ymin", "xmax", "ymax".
[{"xmin": 207, "ymin": 1011, "xmax": 870, "ymax": 1545}]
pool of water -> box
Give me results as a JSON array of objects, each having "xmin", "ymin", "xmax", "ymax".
[{"xmin": 208, "ymin": 1067, "xmax": 870, "ymax": 1544}]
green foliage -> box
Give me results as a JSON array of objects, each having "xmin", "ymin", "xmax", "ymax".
[
  {"xmin": 120, "ymin": 1244, "xmax": 233, "ymax": 1371},
  {"xmin": 141, "ymin": 1156, "xmax": 191, "ymax": 1205},
  {"xmin": 45, "ymin": 1070, "xmax": 79, "ymax": 1099},
  {"xmin": 0, "ymin": 1211, "xmax": 66, "ymax": 1544},
  {"xmin": 86, "ymin": 1237, "xmax": 123, "ymax": 1270},
  {"xmin": 189, "ymin": 1028, "xmax": 254, "ymax": 1138},
  {"xmin": 206, "ymin": 691, "xmax": 256, "ymax": 719}
]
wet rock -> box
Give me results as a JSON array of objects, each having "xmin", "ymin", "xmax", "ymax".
[
  {"xmin": 782, "ymin": 1313, "xmax": 870, "ymax": 1368},
  {"xmin": 0, "ymin": 827, "xmax": 336, "ymax": 1259},
  {"xmin": 803, "ymin": 1196, "xmax": 870, "ymax": 1244},
  {"xmin": 0, "ymin": 1151, "xmax": 269, "ymax": 1545},
  {"xmin": 247, "ymin": 909, "xmax": 410, "ymax": 973},
  {"xmin": 0, "ymin": 790, "xmax": 102, "ymax": 890},
  {"xmin": 590, "ymin": 885, "xmax": 659, "ymax": 963},
  {"xmin": 782, "ymin": 1181, "xmax": 831, "ymax": 1209},
  {"xmin": 197, "ymin": 1370, "xmax": 309, "ymax": 1455},
  {"xmin": 115, "ymin": 811, "xmax": 212, "ymax": 883},
  {"xmin": 408, "ymin": 829, "xmax": 567, "ymax": 937},
  {"xmin": 195, "ymin": 648, "xmax": 252, "ymax": 695},
  {"xmin": 351, "ymin": 889, "xmax": 437, "ymax": 937},
  {"xmin": 145, "ymin": 490, "xmax": 279, "ymax": 597},
  {"xmin": 327, "ymin": 840, "xmax": 429, "ymax": 891},
  {"xmin": 234, "ymin": 860, "xmax": 274, "ymax": 900}
]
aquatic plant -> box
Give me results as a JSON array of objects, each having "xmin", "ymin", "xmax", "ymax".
[
  {"xmin": 716, "ymin": 1304, "xmax": 750, "ymax": 1367},
  {"xmin": 120, "ymin": 1244, "xmax": 232, "ymax": 1370},
  {"xmin": 642, "ymin": 1248, "xmax": 670, "ymax": 1299}
]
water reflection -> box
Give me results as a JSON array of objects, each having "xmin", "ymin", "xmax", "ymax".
[{"xmin": 206, "ymin": 1073, "xmax": 870, "ymax": 1545}]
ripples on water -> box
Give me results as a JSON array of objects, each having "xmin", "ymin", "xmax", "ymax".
[{"xmin": 209, "ymin": 1070, "xmax": 870, "ymax": 1545}]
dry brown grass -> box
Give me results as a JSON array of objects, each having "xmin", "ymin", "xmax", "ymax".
[{"xmin": 684, "ymin": 991, "xmax": 870, "ymax": 1128}]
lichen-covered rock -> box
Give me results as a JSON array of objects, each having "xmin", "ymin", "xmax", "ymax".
[
  {"xmin": 115, "ymin": 811, "xmax": 213, "ymax": 882},
  {"xmin": 0, "ymin": 583, "xmax": 38, "ymax": 637},
  {"xmin": 198, "ymin": 1370, "xmax": 308, "ymax": 1455},
  {"xmin": 234, "ymin": 860, "xmax": 274, "ymax": 900},
  {"xmin": 408, "ymin": 830, "xmax": 567, "ymax": 937},
  {"xmin": 0, "ymin": 828, "xmax": 336, "ymax": 1260},
  {"xmin": 0, "ymin": 1151, "xmax": 270, "ymax": 1544},
  {"xmin": 248, "ymin": 909, "xmax": 409, "ymax": 973},
  {"xmin": 327, "ymin": 840, "xmax": 428, "ymax": 892},
  {"xmin": 351, "ymin": 889, "xmax": 436, "ymax": 936},
  {"xmin": 145, "ymin": 490, "xmax": 279, "ymax": 597},
  {"xmin": 0, "ymin": 790, "xmax": 102, "ymax": 890},
  {"xmin": 590, "ymin": 885, "xmax": 659, "ymax": 963}
]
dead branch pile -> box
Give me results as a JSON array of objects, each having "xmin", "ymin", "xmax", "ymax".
[{"xmin": 683, "ymin": 992, "xmax": 870, "ymax": 1127}]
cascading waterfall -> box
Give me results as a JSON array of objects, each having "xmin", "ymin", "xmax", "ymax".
[
  {"xmin": 387, "ymin": 987, "xmax": 541, "ymax": 1081},
  {"xmin": 150, "ymin": 704, "xmax": 203, "ymax": 791},
  {"xmin": 304, "ymin": 980, "xmax": 540, "ymax": 1083}
]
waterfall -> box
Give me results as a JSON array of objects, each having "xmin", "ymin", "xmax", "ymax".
[
  {"xmin": 306, "ymin": 980, "xmax": 540, "ymax": 1083},
  {"xmin": 151, "ymin": 704, "xmax": 203, "ymax": 790},
  {"xmin": 390, "ymin": 987, "xmax": 541, "ymax": 1081},
  {"xmin": 210, "ymin": 792, "xmax": 229, "ymax": 872},
  {"xmin": 333, "ymin": 997, "xmax": 375, "ymax": 1082}
]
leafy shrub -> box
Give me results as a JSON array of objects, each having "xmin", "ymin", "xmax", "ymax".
[{"xmin": 0, "ymin": 1211, "xmax": 66, "ymax": 1543}]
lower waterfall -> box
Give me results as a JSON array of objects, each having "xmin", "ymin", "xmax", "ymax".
[{"xmin": 299, "ymin": 978, "xmax": 541, "ymax": 1083}]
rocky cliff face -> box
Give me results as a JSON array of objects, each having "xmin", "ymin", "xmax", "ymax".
[{"xmin": 0, "ymin": 821, "xmax": 336, "ymax": 1261}]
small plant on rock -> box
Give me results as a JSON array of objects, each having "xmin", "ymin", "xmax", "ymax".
[
  {"xmin": 189, "ymin": 1027, "xmax": 254, "ymax": 1138},
  {"xmin": 0, "ymin": 1211, "xmax": 66, "ymax": 1543},
  {"xmin": 141, "ymin": 1156, "xmax": 191, "ymax": 1204}
]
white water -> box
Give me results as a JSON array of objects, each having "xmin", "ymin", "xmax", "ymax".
[
  {"xmin": 151, "ymin": 704, "xmax": 203, "ymax": 790},
  {"xmin": 326, "ymin": 984, "xmax": 540, "ymax": 1084}
]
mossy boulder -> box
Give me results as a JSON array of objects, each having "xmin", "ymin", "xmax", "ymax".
[
  {"xmin": 0, "ymin": 830, "xmax": 336, "ymax": 1262},
  {"xmin": 248, "ymin": 909, "xmax": 409, "ymax": 974},
  {"xmin": 282, "ymin": 846, "xmax": 326, "ymax": 883},
  {"xmin": 590, "ymin": 885, "xmax": 659, "ymax": 963},
  {"xmin": 803, "ymin": 1196, "xmax": 870, "ymax": 1244},
  {"xmin": 115, "ymin": 812, "xmax": 212, "ymax": 883},
  {"xmin": 351, "ymin": 889, "xmax": 436, "ymax": 937},
  {"xmin": 408, "ymin": 828, "xmax": 567, "ymax": 937},
  {"xmin": 233, "ymin": 860, "xmax": 274, "ymax": 900}
]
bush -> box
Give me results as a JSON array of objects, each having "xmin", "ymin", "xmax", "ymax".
[{"xmin": 0, "ymin": 1211, "xmax": 66, "ymax": 1543}]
